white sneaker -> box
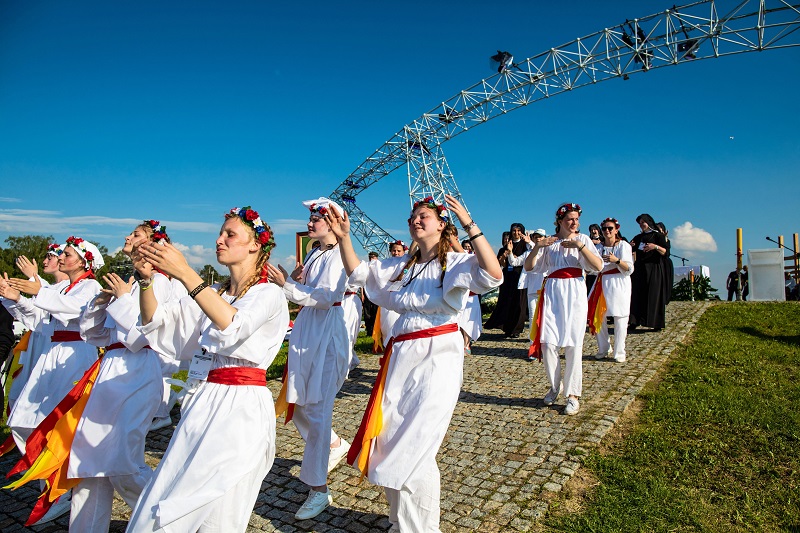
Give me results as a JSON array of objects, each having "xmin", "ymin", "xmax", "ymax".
[
  {"xmin": 614, "ymin": 354, "xmax": 626, "ymax": 363},
  {"xmin": 543, "ymin": 383, "xmax": 562, "ymax": 406},
  {"xmin": 564, "ymin": 397, "xmax": 580, "ymax": 416},
  {"xmin": 148, "ymin": 416, "xmax": 172, "ymax": 432},
  {"xmin": 33, "ymin": 492, "xmax": 71, "ymax": 524},
  {"xmin": 294, "ymin": 489, "xmax": 332, "ymax": 520},
  {"xmin": 594, "ymin": 352, "xmax": 608, "ymax": 360},
  {"xmin": 327, "ymin": 439, "xmax": 350, "ymax": 472}
]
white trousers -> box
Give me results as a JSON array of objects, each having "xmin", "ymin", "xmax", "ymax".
[
  {"xmin": 384, "ymin": 460, "xmax": 441, "ymax": 533},
  {"xmin": 597, "ymin": 315, "xmax": 629, "ymax": 359},
  {"xmin": 70, "ymin": 466, "xmax": 151, "ymax": 533},
  {"xmin": 542, "ymin": 343, "xmax": 582, "ymax": 397},
  {"xmin": 526, "ymin": 292, "xmax": 539, "ymax": 338}
]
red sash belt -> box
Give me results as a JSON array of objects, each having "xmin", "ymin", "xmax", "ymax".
[
  {"xmin": 347, "ymin": 322, "xmax": 459, "ymax": 476},
  {"xmin": 207, "ymin": 367, "xmax": 267, "ymax": 386},
  {"xmin": 333, "ymin": 302, "xmax": 342, "ymax": 306},
  {"xmin": 51, "ymin": 331, "xmax": 82, "ymax": 343},
  {"xmin": 587, "ymin": 268, "xmax": 621, "ymax": 334},
  {"xmin": 528, "ymin": 267, "xmax": 583, "ymax": 361},
  {"xmin": 469, "ymin": 291, "xmax": 478, "ymax": 296},
  {"xmin": 345, "ymin": 291, "xmax": 357, "ymax": 296},
  {"xmin": 104, "ymin": 342, "xmax": 152, "ymax": 352}
]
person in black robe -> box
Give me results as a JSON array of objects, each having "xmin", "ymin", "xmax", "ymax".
[
  {"xmin": 629, "ymin": 214, "xmax": 668, "ymax": 331},
  {"xmin": 484, "ymin": 224, "xmax": 528, "ymax": 337},
  {"xmin": 656, "ymin": 222, "xmax": 675, "ymax": 304}
]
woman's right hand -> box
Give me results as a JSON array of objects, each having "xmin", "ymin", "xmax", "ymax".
[
  {"xmin": 131, "ymin": 246, "xmax": 154, "ymax": 281},
  {"xmin": 537, "ymin": 236, "xmax": 558, "ymax": 248},
  {"xmin": 16, "ymin": 256, "xmax": 38, "ymax": 279},
  {"xmin": 0, "ymin": 273, "xmax": 21, "ymax": 302}
]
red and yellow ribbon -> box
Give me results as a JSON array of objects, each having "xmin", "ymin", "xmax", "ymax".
[
  {"xmin": 528, "ymin": 268, "xmax": 583, "ymax": 360},
  {"xmin": 587, "ymin": 268, "xmax": 619, "ymax": 335}
]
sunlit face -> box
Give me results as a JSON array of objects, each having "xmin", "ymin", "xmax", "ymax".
[
  {"xmin": 510, "ymin": 227, "xmax": 523, "ymax": 241},
  {"xmin": 123, "ymin": 227, "xmax": 150, "ymax": 254},
  {"xmin": 389, "ymin": 244, "xmax": 405, "ymax": 257},
  {"xmin": 42, "ymin": 253, "xmax": 61, "ymax": 274},
  {"xmin": 601, "ymin": 223, "xmax": 618, "ymax": 242},
  {"xmin": 59, "ymin": 246, "xmax": 86, "ymax": 276},
  {"xmin": 216, "ymin": 217, "xmax": 259, "ymax": 266},
  {"xmin": 558, "ymin": 211, "xmax": 580, "ymax": 235},
  {"xmin": 462, "ymin": 241, "xmax": 473, "ymax": 253},
  {"xmin": 408, "ymin": 206, "xmax": 445, "ymax": 241},
  {"xmin": 531, "ymin": 234, "xmax": 544, "ymax": 244},
  {"xmin": 307, "ymin": 214, "xmax": 330, "ymax": 238}
]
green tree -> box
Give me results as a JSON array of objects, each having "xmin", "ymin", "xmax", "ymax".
[
  {"xmin": 672, "ymin": 275, "xmax": 719, "ymax": 301},
  {"xmin": 198, "ymin": 264, "xmax": 227, "ymax": 285},
  {"xmin": 0, "ymin": 235, "xmax": 56, "ymax": 282}
]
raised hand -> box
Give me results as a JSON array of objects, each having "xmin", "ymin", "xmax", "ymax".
[
  {"xmin": 324, "ymin": 205, "xmax": 350, "ymax": 241},
  {"xmin": 16, "ymin": 256, "xmax": 39, "ymax": 279},
  {"xmin": 102, "ymin": 273, "xmax": 135, "ymax": 299},
  {"xmin": 7, "ymin": 276, "xmax": 42, "ymax": 296},
  {"xmin": 443, "ymin": 194, "xmax": 470, "ymax": 227},
  {"xmin": 0, "ymin": 273, "xmax": 21, "ymax": 301},
  {"xmin": 137, "ymin": 242, "xmax": 191, "ymax": 280},
  {"xmin": 266, "ymin": 263, "xmax": 289, "ymax": 287}
]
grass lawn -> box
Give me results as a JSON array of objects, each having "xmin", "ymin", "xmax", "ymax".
[{"xmin": 542, "ymin": 302, "xmax": 800, "ymax": 532}]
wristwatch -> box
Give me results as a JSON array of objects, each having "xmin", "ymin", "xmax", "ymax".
[{"xmin": 614, "ymin": 259, "xmax": 621, "ymax": 264}]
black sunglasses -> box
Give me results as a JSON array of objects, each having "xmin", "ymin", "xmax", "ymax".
[{"xmin": 602, "ymin": 226, "xmax": 615, "ymax": 231}]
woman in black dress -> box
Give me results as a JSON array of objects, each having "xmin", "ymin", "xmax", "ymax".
[
  {"xmin": 629, "ymin": 214, "xmax": 668, "ymax": 331},
  {"xmin": 484, "ymin": 224, "xmax": 528, "ymax": 337},
  {"xmin": 656, "ymin": 222, "xmax": 674, "ymax": 304}
]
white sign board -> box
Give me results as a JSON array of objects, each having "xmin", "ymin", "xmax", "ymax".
[{"xmin": 747, "ymin": 249, "xmax": 785, "ymax": 301}]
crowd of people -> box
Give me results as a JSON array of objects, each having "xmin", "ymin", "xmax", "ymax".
[{"xmin": 0, "ymin": 199, "xmax": 681, "ymax": 532}]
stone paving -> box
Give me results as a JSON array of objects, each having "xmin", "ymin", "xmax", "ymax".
[{"xmin": 0, "ymin": 301, "xmax": 711, "ymax": 532}]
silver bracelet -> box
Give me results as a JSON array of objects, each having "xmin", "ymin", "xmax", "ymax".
[{"xmin": 462, "ymin": 220, "xmax": 477, "ymax": 232}]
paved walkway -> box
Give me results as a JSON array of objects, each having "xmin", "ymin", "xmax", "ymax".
[{"xmin": 0, "ymin": 301, "xmax": 711, "ymax": 532}]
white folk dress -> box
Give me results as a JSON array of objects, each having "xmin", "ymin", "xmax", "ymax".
[
  {"xmin": 341, "ymin": 281, "xmax": 363, "ymax": 366},
  {"xmin": 74, "ymin": 275, "xmax": 171, "ymax": 478},
  {"xmin": 282, "ymin": 246, "xmax": 349, "ymax": 406},
  {"xmin": 536, "ymin": 234, "xmax": 601, "ymax": 347},
  {"xmin": 128, "ymin": 283, "xmax": 289, "ymax": 532},
  {"xmin": 352, "ymin": 252, "xmax": 502, "ymax": 491},
  {"xmin": 593, "ymin": 241, "xmax": 634, "ymax": 317},
  {"xmin": 4, "ymin": 279, "xmax": 101, "ymax": 449}
]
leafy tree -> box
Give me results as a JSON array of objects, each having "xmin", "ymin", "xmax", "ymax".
[
  {"xmin": 198, "ymin": 264, "xmax": 228, "ymax": 285},
  {"xmin": 0, "ymin": 235, "xmax": 56, "ymax": 282},
  {"xmin": 672, "ymin": 275, "xmax": 719, "ymax": 301}
]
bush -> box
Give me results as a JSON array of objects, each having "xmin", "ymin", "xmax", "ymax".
[{"xmin": 672, "ymin": 275, "xmax": 718, "ymax": 301}]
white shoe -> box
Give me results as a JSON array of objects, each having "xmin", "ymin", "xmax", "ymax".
[
  {"xmin": 294, "ymin": 489, "xmax": 332, "ymax": 520},
  {"xmin": 33, "ymin": 492, "xmax": 71, "ymax": 524},
  {"xmin": 543, "ymin": 383, "xmax": 562, "ymax": 406},
  {"xmin": 564, "ymin": 397, "xmax": 580, "ymax": 416},
  {"xmin": 327, "ymin": 439, "xmax": 350, "ymax": 472},
  {"xmin": 594, "ymin": 352, "xmax": 608, "ymax": 360},
  {"xmin": 614, "ymin": 354, "xmax": 627, "ymax": 363},
  {"xmin": 148, "ymin": 416, "xmax": 172, "ymax": 432}
]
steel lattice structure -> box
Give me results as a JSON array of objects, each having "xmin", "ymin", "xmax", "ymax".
[{"xmin": 330, "ymin": 0, "xmax": 800, "ymax": 254}]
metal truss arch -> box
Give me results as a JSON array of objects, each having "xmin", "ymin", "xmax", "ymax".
[{"xmin": 330, "ymin": 0, "xmax": 800, "ymax": 254}]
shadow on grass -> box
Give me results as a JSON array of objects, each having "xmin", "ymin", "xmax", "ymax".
[{"xmin": 736, "ymin": 326, "xmax": 800, "ymax": 347}]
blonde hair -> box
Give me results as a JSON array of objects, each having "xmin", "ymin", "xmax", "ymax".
[{"xmin": 216, "ymin": 218, "xmax": 273, "ymax": 298}]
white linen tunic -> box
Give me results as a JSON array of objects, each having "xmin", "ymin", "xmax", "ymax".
[
  {"xmin": 456, "ymin": 293, "xmax": 482, "ymax": 342},
  {"xmin": 4, "ymin": 279, "xmax": 101, "ymax": 448},
  {"xmin": 74, "ymin": 275, "xmax": 171, "ymax": 478},
  {"xmin": 351, "ymin": 252, "xmax": 502, "ymax": 491},
  {"xmin": 282, "ymin": 246, "xmax": 349, "ymax": 406},
  {"xmin": 535, "ymin": 234, "xmax": 601, "ymax": 347},
  {"xmin": 341, "ymin": 281, "xmax": 362, "ymax": 364},
  {"xmin": 593, "ymin": 241, "xmax": 634, "ymax": 317},
  {"xmin": 130, "ymin": 283, "xmax": 289, "ymax": 531}
]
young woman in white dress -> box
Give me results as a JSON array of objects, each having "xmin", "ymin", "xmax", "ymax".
[
  {"xmin": 524, "ymin": 203, "xmax": 602, "ymax": 415},
  {"xmin": 127, "ymin": 206, "xmax": 288, "ymax": 533},
  {"xmin": 328, "ymin": 194, "xmax": 502, "ymax": 532}
]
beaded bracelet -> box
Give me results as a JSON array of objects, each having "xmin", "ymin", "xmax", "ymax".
[
  {"xmin": 189, "ymin": 281, "xmax": 208, "ymax": 299},
  {"xmin": 462, "ymin": 220, "xmax": 477, "ymax": 232}
]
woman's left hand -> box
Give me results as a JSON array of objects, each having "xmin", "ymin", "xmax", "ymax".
[
  {"xmin": 324, "ymin": 206, "xmax": 350, "ymax": 241},
  {"xmin": 267, "ymin": 263, "xmax": 289, "ymax": 287},
  {"xmin": 6, "ymin": 276, "xmax": 42, "ymax": 296},
  {"xmin": 137, "ymin": 242, "xmax": 191, "ymax": 281},
  {"xmin": 0, "ymin": 274, "xmax": 21, "ymax": 301},
  {"xmin": 604, "ymin": 253, "xmax": 619, "ymax": 263},
  {"xmin": 560, "ymin": 238, "xmax": 582, "ymax": 249}
]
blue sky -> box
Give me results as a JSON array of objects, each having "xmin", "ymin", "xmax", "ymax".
[{"xmin": 1, "ymin": 0, "xmax": 798, "ymax": 291}]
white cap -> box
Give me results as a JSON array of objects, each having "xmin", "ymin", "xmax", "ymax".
[
  {"xmin": 302, "ymin": 197, "xmax": 343, "ymax": 217},
  {"xmin": 532, "ymin": 228, "xmax": 547, "ymax": 236}
]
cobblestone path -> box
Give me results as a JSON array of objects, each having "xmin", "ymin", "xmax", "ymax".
[{"xmin": 0, "ymin": 301, "xmax": 711, "ymax": 532}]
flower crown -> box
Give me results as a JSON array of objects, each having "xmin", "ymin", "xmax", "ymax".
[
  {"xmin": 410, "ymin": 196, "xmax": 450, "ymax": 223},
  {"xmin": 556, "ymin": 203, "xmax": 582, "ymax": 219},
  {"xmin": 602, "ymin": 217, "xmax": 620, "ymax": 230},
  {"xmin": 390, "ymin": 240, "xmax": 408, "ymax": 250},
  {"xmin": 225, "ymin": 206, "xmax": 275, "ymax": 253},
  {"xmin": 308, "ymin": 202, "xmax": 329, "ymax": 216},
  {"xmin": 46, "ymin": 243, "xmax": 63, "ymax": 256},
  {"xmin": 65, "ymin": 236, "xmax": 96, "ymax": 270},
  {"xmin": 144, "ymin": 219, "xmax": 169, "ymax": 242}
]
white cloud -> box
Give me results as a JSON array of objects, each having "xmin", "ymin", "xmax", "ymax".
[
  {"xmin": 172, "ymin": 242, "xmax": 217, "ymax": 268},
  {"xmin": 671, "ymin": 222, "xmax": 717, "ymax": 257},
  {"xmin": 0, "ymin": 197, "xmax": 22, "ymax": 203}
]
